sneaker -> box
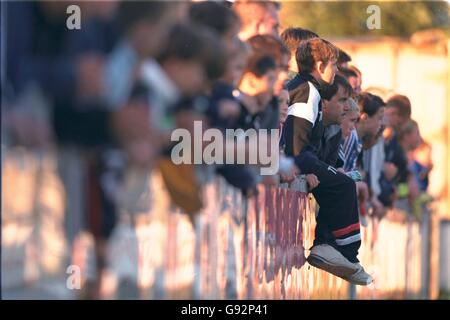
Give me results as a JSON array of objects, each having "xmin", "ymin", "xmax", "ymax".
[
  {"xmin": 306, "ymin": 244, "xmax": 360, "ymax": 278},
  {"xmin": 344, "ymin": 264, "xmax": 373, "ymax": 286}
]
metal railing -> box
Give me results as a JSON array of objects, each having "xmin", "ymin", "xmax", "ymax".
[{"xmin": 1, "ymin": 148, "xmax": 428, "ymax": 299}]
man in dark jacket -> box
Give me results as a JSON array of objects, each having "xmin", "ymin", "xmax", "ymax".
[{"xmin": 319, "ymin": 74, "xmax": 353, "ymax": 167}]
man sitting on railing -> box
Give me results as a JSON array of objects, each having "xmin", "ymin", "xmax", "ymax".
[{"xmin": 280, "ymin": 38, "xmax": 373, "ymax": 285}]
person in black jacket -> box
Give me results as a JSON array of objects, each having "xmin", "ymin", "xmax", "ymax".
[
  {"xmin": 381, "ymin": 94, "xmax": 419, "ymax": 207},
  {"xmin": 280, "ymin": 38, "xmax": 372, "ymax": 285},
  {"xmin": 319, "ymin": 74, "xmax": 353, "ymax": 167}
]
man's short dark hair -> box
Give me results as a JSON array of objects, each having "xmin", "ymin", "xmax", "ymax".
[
  {"xmin": 337, "ymin": 48, "xmax": 352, "ymax": 65},
  {"xmin": 119, "ymin": 1, "xmax": 170, "ymax": 32},
  {"xmin": 296, "ymin": 38, "xmax": 338, "ymax": 74},
  {"xmin": 386, "ymin": 94, "xmax": 412, "ymax": 119},
  {"xmin": 280, "ymin": 27, "xmax": 319, "ymax": 54},
  {"xmin": 357, "ymin": 92, "xmax": 386, "ymax": 117},
  {"xmin": 322, "ymin": 75, "xmax": 353, "ymax": 101},
  {"xmin": 157, "ymin": 24, "xmax": 227, "ymax": 81},
  {"xmin": 189, "ymin": 1, "xmax": 239, "ymax": 37},
  {"xmin": 338, "ymin": 67, "xmax": 358, "ymax": 81}
]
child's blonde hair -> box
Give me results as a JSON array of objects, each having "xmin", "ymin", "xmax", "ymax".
[{"xmin": 347, "ymin": 97, "xmax": 360, "ymax": 114}]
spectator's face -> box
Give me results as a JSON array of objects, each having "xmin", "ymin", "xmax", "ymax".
[
  {"xmin": 239, "ymin": 68, "xmax": 276, "ymax": 108},
  {"xmin": 341, "ymin": 111, "xmax": 359, "ymax": 138},
  {"xmin": 403, "ymin": 126, "xmax": 422, "ymax": 151},
  {"xmin": 247, "ymin": 69, "xmax": 277, "ymax": 96},
  {"xmin": 253, "ymin": 69, "xmax": 277, "ymax": 107},
  {"xmin": 258, "ymin": 5, "xmax": 280, "ymax": 37},
  {"xmin": 222, "ymin": 51, "xmax": 248, "ymax": 87},
  {"xmin": 260, "ymin": 69, "xmax": 277, "ymax": 95},
  {"xmin": 274, "ymin": 54, "xmax": 290, "ymax": 96},
  {"xmin": 230, "ymin": 53, "xmax": 248, "ymax": 88},
  {"xmin": 322, "ymin": 85, "xmax": 349, "ymax": 125},
  {"xmin": 278, "ymin": 89, "xmax": 290, "ymax": 124},
  {"xmin": 364, "ymin": 107, "xmax": 385, "ymax": 137},
  {"xmin": 384, "ymin": 107, "xmax": 400, "ymax": 128},
  {"xmin": 167, "ymin": 60, "xmax": 206, "ymax": 95}
]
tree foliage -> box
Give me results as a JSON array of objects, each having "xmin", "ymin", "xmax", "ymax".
[{"xmin": 280, "ymin": 1, "xmax": 450, "ymax": 38}]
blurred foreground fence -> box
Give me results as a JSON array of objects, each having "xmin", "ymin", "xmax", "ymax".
[
  {"xmin": 1, "ymin": 148, "xmax": 432, "ymax": 299},
  {"xmin": 440, "ymin": 220, "xmax": 450, "ymax": 297}
]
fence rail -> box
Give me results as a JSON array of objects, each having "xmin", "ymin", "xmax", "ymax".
[{"xmin": 1, "ymin": 148, "xmax": 427, "ymax": 299}]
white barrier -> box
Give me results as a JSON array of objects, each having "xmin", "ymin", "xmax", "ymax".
[{"xmin": 1, "ymin": 148, "xmax": 426, "ymax": 299}]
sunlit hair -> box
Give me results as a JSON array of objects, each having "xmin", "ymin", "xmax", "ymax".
[
  {"xmin": 280, "ymin": 27, "xmax": 318, "ymax": 54},
  {"xmin": 386, "ymin": 94, "xmax": 412, "ymax": 119},
  {"xmin": 347, "ymin": 97, "xmax": 360, "ymax": 114},
  {"xmin": 356, "ymin": 92, "xmax": 386, "ymax": 117},
  {"xmin": 296, "ymin": 38, "xmax": 339, "ymax": 74}
]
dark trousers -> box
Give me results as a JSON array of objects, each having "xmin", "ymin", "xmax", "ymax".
[{"xmin": 310, "ymin": 160, "xmax": 361, "ymax": 263}]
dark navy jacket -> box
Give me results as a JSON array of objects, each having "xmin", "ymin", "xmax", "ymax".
[{"xmin": 280, "ymin": 72, "xmax": 325, "ymax": 174}]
